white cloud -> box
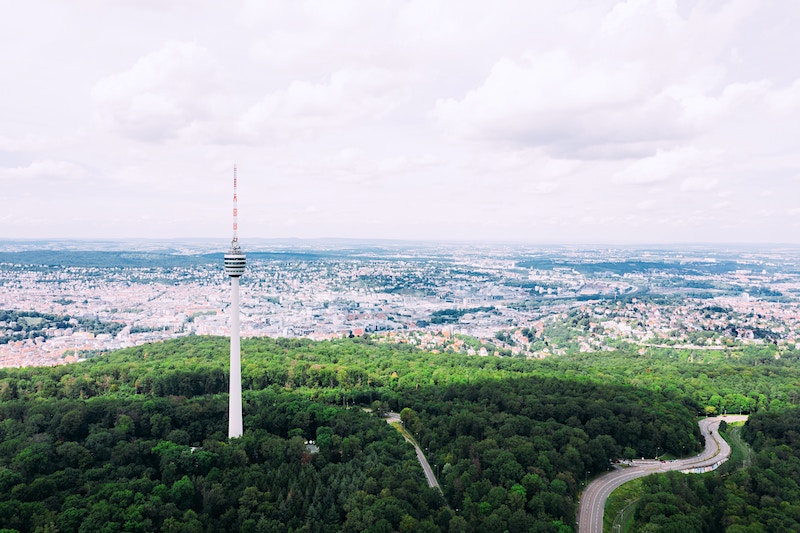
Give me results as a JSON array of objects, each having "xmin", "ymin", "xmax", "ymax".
[
  {"xmin": 0, "ymin": 135, "xmax": 53, "ymax": 154},
  {"xmin": 432, "ymin": 50, "xmax": 657, "ymax": 149},
  {"xmin": 680, "ymin": 177, "xmax": 719, "ymax": 192},
  {"xmin": 275, "ymin": 147, "xmax": 441, "ymax": 189},
  {"xmin": 665, "ymin": 80, "xmax": 772, "ymax": 128},
  {"xmin": 636, "ymin": 199, "xmax": 656, "ymax": 211},
  {"xmin": 429, "ymin": 0, "xmax": 777, "ymax": 165},
  {"xmin": 239, "ymin": 67, "xmax": 411, "ymax": 141},
  {"xmin": 528, "ymin": 181, "xmax": 558, "ymax": 195},
  {"xmin": 0, "ymin": 160, "xmax": 87, "ymax": 183},
  {"xmin": 92, "ymin": 41, "xmax": 225, "ymax": 141},
  {"xmin": 613, "ymin": 147, "xmax": 701, "ymax": 185},
  {"xmin": 767, "ymin": 79, "xmax": 800, "ymax": 112}
]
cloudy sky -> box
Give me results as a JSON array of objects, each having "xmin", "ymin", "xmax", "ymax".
[{"xmin": 2, "ymin": 0, "xmax": 799, "ymax": 244}]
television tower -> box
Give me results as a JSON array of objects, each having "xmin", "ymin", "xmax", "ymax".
[{"xmin": 224, "ymin": 165, "xmax": 246, "ymax": 438}]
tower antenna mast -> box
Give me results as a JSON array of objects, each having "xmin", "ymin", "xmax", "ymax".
[{"xmin": 232, "ymin": 165, "xmax": 239, "ymax": 245}]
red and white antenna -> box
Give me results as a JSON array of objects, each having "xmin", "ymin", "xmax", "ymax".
[
  {"xmin": 232, "ymin": 165, "xmax": 239, "ymax": 244},
  {"xmin": 224, "ymin": 164, "xmax": 246, "ymax": 275}
]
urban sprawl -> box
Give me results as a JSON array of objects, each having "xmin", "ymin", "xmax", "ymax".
[{"xmin": 2, "ymin": 242, "xmax": 800, "ymax": 368}]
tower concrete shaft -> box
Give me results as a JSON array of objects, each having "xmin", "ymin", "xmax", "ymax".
[{"xmin": 228, "ymin": 275, "xmax": 243, "ymax": 438}]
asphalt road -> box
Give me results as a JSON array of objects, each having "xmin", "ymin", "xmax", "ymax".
[
  {"xmin": 577, "ymin": 415, "xmax": 748, "ymax": 533},
  {"xmin": 385, "ymin": 412, "xmax": 441, "ymax": 491}
]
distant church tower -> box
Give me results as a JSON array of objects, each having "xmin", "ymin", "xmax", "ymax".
[{"xmin": 224, "ymin": 165, "xmax": 246, "ymax": 438}]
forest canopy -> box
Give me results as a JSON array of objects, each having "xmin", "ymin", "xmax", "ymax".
[{"xmin": 0, "ymin": 335, "xmax": 798, "ymax": 532}]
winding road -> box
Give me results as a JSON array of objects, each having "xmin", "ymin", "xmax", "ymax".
[{"xmin": 577, "ymin": 415, "xmax": 748, "ymax": 533}]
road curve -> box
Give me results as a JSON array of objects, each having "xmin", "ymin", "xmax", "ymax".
[{"xmin": 577, "ymin": 415, "xmax": 748, "ymax": 533}]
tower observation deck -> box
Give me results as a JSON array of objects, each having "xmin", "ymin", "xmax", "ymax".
[{"xmin": 224, "ymin": 243, "xmax": 246, "ymax": 277}]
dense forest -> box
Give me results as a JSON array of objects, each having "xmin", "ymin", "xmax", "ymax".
[
  {"xmin": 0, "ymin": 335, "xmax": 799, "ymax": 532},
  {"xmin": 533, "ymin": 347, "xmax": 800, "ymax": 416},
  {"xmin": 0, "ymin": 392, "xmax": 442, "ymax": 532}
]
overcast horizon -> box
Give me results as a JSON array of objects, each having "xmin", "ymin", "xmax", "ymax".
[{"xmin": 2, "ymin": 1, "xmax": 800, "ymax": 244}]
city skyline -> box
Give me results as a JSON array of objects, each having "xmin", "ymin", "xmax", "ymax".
[{"xmin": 2, "ymin": 1, "xmax": 800, "ymax": 244}]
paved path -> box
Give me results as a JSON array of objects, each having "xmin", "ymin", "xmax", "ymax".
[
  {"xmin": 577, "ymin": 415, "xmax": 748, "ymax": 533},
  {"xmin": 385, "ymin": 412, "xmax": 441, "ymax": 492}
]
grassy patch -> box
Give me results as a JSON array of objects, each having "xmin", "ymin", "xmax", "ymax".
[
  {"xmin": 720, "ymin": 424, "xmax": 752, "ymax": 473},
  {"xmin": 390, "ymin": 421, "xmax": 418, "ymax": 446},
  {"xmin": 604, "ymin": 477, "xmax": 643, "ymax": 532}
]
